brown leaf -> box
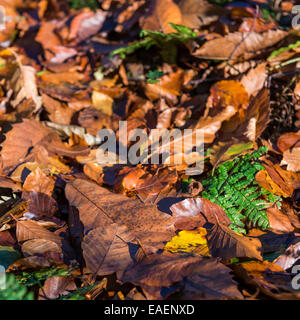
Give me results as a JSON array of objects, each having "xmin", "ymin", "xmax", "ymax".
[
  {"xmin": 196, "ymin": 106, "xmax": 237, "ymax": 143},
  {"xmin": 16, "ymin": 220, "xmax": 61, "ymax": 245},
  {"xmin": 178, "ymin": 0, "xmax": 226, "ymax": 28},
  {"xmin": 205, "ymin": 80, "xmax": 249, "ymax": 116},
  {"xmin": 140, "ymin": 0, "xmax": 182, "ymax": 34},
  {"xmin": 0, "ymin": 119, "xmax": 89, "ymax": 175},
  {"xmin": 277, "ymin": 132, "xmax": 300, "ymax": 153},
  {"xmin": 42, "ymin": 94, "xmax": 73, "ymax": 125},
  {"xmin": 260, "ymin": 159, "xmax": 300, "ymax": 196},
  {"xmin": 69, "ymin": 10, "xmax": 107, "ymax": 43},
  {"xmin": 170, "ymin": 198, "xmax": 231, "ymax": 230},
  {"xmin": 144, "ymin": 69, "xmax": 184, "ymax": 104},
  {"xmin": 22, "ymin": 191, "xmax": 58, "ymax": 217},
  {"xmin": 38, "ymin": 276, "xmax": 77, "ymax": 300},
  {"xmin": 135, "ymin": 168, "xmax": 178, "ymax": 198},
  {"xmin": 121, "ymin": 253, "xmax": 242, "ymax": 299},
  {"xmin": 22, "ymin": 239, "xmax": 62, "ymax": 257},
  {"xmin": 266, "ymin": 208, "xmax": 294, "ymax": 233},
  {"xmin": 193, "ymin": 30, "xmax": 287, "ymax": 63},
  {"xmin": 274, "ymin": 242, "xmax": 300, "ymax": 270},
  {"xmin": 40, "ymin": 71, "xmax": 85, "ymax": 85},
  {"xmin": 11, "ymin": 64, "xmax": 42, "ymax": 112},
  {"xmin": 207, "ymin": 223, "xmax": 263, "ymax": 261},
  {"xmin": 281, "ymin": 148, "xmax": 300, "ymax": 172},
  {"xmin": 82, "ymin": 223, "xmax": 142, "ymax": 276},
  {"xmin": 23, "ymin": 168, "xmax": 55, "ymax": 196},
  {"xmin": 241, "ymin": 63, "xmax": 267, "ymax": 97},
  {"xmin": 65, "ymin": 179, "xmax": 175, "ymax": 250}
]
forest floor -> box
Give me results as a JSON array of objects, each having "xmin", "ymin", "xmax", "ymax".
[{"xmin": 0, "ymin": 0, "xmax": 300, "ymax": 300}]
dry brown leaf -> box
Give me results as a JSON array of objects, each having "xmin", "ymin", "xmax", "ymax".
[
  {"xmin": 69, "ymin": 9, "xmax": 107, "ymax": 42},
  {"xmin": 205, "ymin": 80, "xmax": 249, "ymax": 116},
  {"xmin": 193, "ymin": 30, "xmax": 287, "ymax": 63},
  {"xmin": 207, "ymin": 223, "xmax": 263, "ymax": 261},
  {"xmin": 121, "ymin": 253, "xmax": 243, "ymax": 299},
  {"xmin": 274, "ymin": 242, "xmax": 300, "ymax": 270},
  {"xmin": 144, "ymin": 69, "xmax": 184, "ymax": 104},
  {"xmin": 196, "ymin": 105, "xmax": 237, "ymax": 143},
  {"xmin": 42, "ymin": 94, "xmax": 73, "ymax": 125},
  {"xmin": 22, "ymin": 239, "xmax": 62, "ymax": 257},
  {"xmin": 178, "ymin": 0, "xmax": 226, "ymax": 28},
  {"xmin": 38, "ymin": 276, "xmax": 77, "ymax": 300},
  {"xmin": 277, "ymin": 132, "xmax": 300, "ymax": 153},
  {"xmin": 140, "ymin": 0, "xmax": 182, "ymax": 34},
  {"xmin": 266, "ymin": 208, "xmax": 294, "ymax": 233},
  {"xmin": 23, "ymin": 168, "xmax": 55, "ymax": 196},
  {"xmin": 11, "ymin": 65, "xmax": 42, "ymax": 112},
  {"xmin": 82, "ymin": 223, "xmax": 142, "ymax": 276},
  {"xmin": 241, "ymin": 63, "xmax": 267, "ymax": 97},
  {"xmin": 170, "ymin": 198, "xmax": 231, "ymax": 230},
  {"xmin": 22, "ymin": 191, "xmax": 58, "ymax": 217},
  {"xmin": 281, "ymin": 148, "xmax": 300, "ymax": 172},
  {"xmin": 65, "ymin": 179, "xmax": 175, "ymax": 251},
  {"xmin": 16, "ymin": 220, "xmax": 61, "ymax": 245}
]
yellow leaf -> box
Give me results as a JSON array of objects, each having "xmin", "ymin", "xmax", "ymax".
[
  {"xmin": 164, "ymin": 228, "xmax": 210, "ymax": 256},
  {"xmin": 92, "ymin": 90, "xmax": 113, "ymax": 116}
]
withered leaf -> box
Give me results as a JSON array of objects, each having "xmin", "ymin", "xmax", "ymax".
[
  {"xmin": 207, "ymin": 223, "xmax": 263, "ymax": 261},
  {"xmin": 170, "ymin": 198, "xmax": 231, "ymax": 230},
  {"xmin": 39, "ymin": 276, "xmax": 77, "ymax": 300},
  {"xmin": 121, "ymin": 253, "xmax": 242, "ymax": 299},
  {"xmin": 193, "ymin": 30, "xmax": 287, "ymax": 63},
  {"xmin": 22, "ymin": 191, "xmax": 58, "ymax": 217},
  {"xmin": 23, "ymin": 167, "xmax": 55, "ymax": 197},
  {"xmin": 16, "ymin": 220, "xmax": 61, "ymax": 245},
  {"xmin": 22, "ymin": 239, "xmax": 62, "ymax": 257},
  {"xmin": 140, "ymin": 0, "xmax": 182, "ymax": 34},
  {"xmin": 65, "ymin": 179, "xmax": 175, "ymax": 250},
  {"xmin": 82, "ymin": 223, "xmax": 142, "ymax": 276}
]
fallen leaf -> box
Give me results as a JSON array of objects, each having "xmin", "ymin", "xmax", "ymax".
[
  {"xmin": 121, "ymin": 253, "xmax": 243, "ymax": 299},
  {"xmin": 207, "ymin": 223, "xmax": 263, "ymax": 261},
  {"xmin": 140, "ymin": 0, "xmax": 182, "ymax": 34},
  {"xmin": 144, "ymin": 69, "xmax": 184, "ymax": 104},
  {"xmin": 92, "ymin": 90, "xmax": 114, "ymax": 116},
  {"xmin": 23, "ymin": 168, "xmax": 55, "ymax": 196},
  {"xmin": 170, "ymin": 198, "xmax": 231, "ymax": 230},
  {"xmin": 193, "ymin": 30, "xmax": 287, "ymax": 63},
  {"xmin": 266, "ymin": 208, "xmax": 294, "ymax": 233},
  {"xmin": 277, "ymin": 132, "xmax": 300, "ymax": 153},
  {"xmin": 22, "ymin": 239, "xmax": 62, "ymax": 257},
  {"xmin": 82, "ymin": 223, "xmax": 142, "ymax": 276},
  {"xmin": 274, "ymin": 242, "xmax": 300, "ymax": 270},
  {"xmin": 22, "ymin": 191, "xmax": 58, "ymax": 217},
  {"xmin": 178, "ymin": 0, "xmax": 226, "ymax": 28},
  {"xmin": 38, "ymin": 276, "xmax": 77, "ymax": 300},
  {"xmin": 65, "ymin": 179, "xmax": 175, "ymax": 251},
  {"xmin": 16, "ymin": 220, "xmax": 61, "ymax": 245},
  {"xmin": 164, "ymin": 228, "xmax": 209, "ymax": 256},
  {"xmin": 281, "ymin": 148, "xmax": 300, "ymax": 172}
]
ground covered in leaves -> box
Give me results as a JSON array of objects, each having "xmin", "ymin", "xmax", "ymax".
[{"xmin": 0, "ymin": 0, "xmax": 300, "ymax": 300}]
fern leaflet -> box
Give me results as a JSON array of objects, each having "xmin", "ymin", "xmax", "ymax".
[{"xmin": 201, "ymin": 147, "xmax": 281, "ymax": 234}]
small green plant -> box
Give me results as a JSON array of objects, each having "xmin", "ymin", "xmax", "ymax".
[
  {"xmin": 268, "ymin": 40, "xmax": 300, "ymax": 59},
  {"xmin": 67, "ymin": 0, "xmax": 99, "ymax": 10},
  {"xmin": 201, "ymin": 147, "xmax": 281, "ymax": 234},
  {"xmin": 16, "ymin": 267, "xmax": 73, "ymax": 287},
  {"xmin": 0, "ymin": 274, "xmax": 34, "ymax": 300},
  {"xmin": 111, "ymin": 23, "xmax": 198, "ymax": 64},
  {"xmin": 146, "ymin": 70, "xmax": 164, "ymax": 84}
]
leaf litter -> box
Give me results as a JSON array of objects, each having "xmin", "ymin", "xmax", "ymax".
[{"xmin": 0, "ymin": 0, "xmax": 299, "ymax": 300}]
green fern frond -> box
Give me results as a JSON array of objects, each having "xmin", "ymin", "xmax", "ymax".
[
  {"xmin": 0, "ymin": 274, "xmax": 34, "ymax": 300},
  {"xmin": 201, "ymin": 147, "xmax": 281, "ymax": 234},
  {"xmin": 111, "ymin": 23, "xmax": 197, "ymax": 63}
]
